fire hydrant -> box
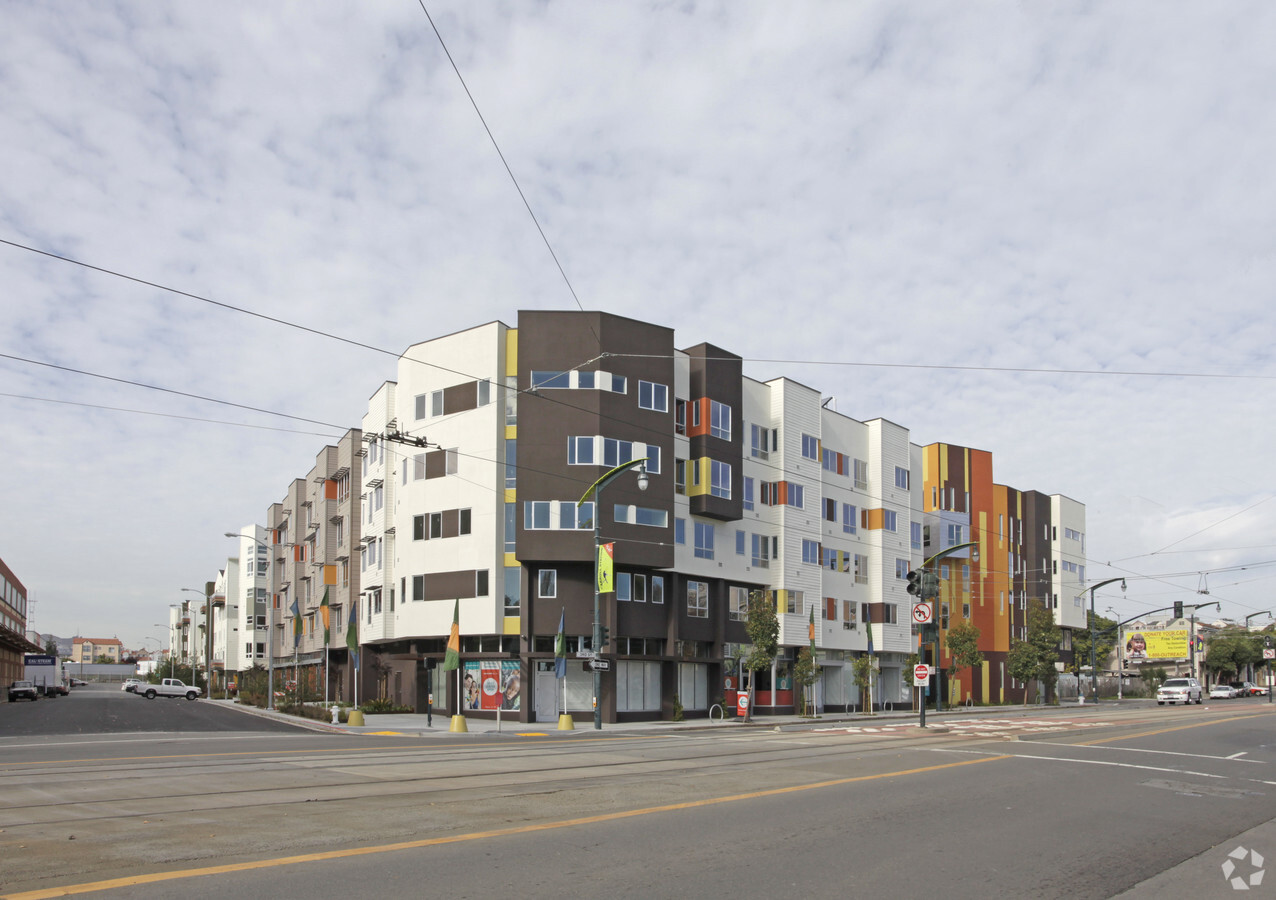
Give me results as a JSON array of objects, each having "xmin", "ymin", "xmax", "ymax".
[{"xmin": 331, "ymin": 705, "xmax": 340, "ymax": 724}]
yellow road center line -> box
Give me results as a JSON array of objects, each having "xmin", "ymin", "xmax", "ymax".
[
  {"xmin": 0, "ymin": 754, "xmax": 1011, "ymax": 899},
  {"xmin": 1077, "ymin": 710, "xmax": 1276, "ymax": 746}
]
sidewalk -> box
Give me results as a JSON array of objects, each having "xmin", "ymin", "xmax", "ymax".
[{"xmin": 208, "ymin": 697, "xmax": 1058, "ymax": 737}]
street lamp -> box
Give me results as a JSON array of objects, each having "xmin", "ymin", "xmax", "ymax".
[
  {"xmin": 578, "ymin": 458, "xmax": 649, "ymax": 731},
  {"xmin": 226, "ymin": 531, "xmax": 276, "ymax": 710},
  {"xmin": 1079, "ymin": 578, "xmax": 1125, "ymax": 703}
]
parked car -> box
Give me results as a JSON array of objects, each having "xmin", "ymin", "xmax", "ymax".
[
  {"xmin": 122, "ymin": 678, "xmax": 145, "ymax": 693},
  {"xmin": 1156, "ymin": 677, "xmax": 1203, "ymax": 705},
  {"xmin": 1210, "ymin": 684, "xmax": 1239, "ymax": 699},
  {"xmin": 69, "ymin": 678, "xmax": 88, "ymax": 687},
  {"xmin": 8, "ymin": 681, "xmax": 39, "ymax": 702},
  {"xmin": 1229, "ymin": 682, "xmax": 1265, "ymax": 697}
]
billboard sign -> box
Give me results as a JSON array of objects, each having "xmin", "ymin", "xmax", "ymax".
[{"xmin": 1122, "ymin": 628, "xmax": 1189, "ymax": 662}]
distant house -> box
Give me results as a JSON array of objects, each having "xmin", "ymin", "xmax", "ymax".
[{"xmin": 71, "ymin": 637, "xmax": 125, "ymax": 664}]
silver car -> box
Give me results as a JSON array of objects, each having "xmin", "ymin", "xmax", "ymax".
[{"xmin": 1157, "ymin": 677, "xmax": 1203, "ymax": 705}]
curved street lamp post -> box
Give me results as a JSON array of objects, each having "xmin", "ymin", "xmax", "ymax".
[{"xmin": 578, "ymin": 459, "xmax": 649, "ymax": 731}]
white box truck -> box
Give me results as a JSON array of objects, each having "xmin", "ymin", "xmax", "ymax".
[{"xmin": 24, "ymin": 654, "xmax": 67, "ymax": 696}]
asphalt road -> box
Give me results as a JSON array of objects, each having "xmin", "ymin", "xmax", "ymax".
[
  {"xmin": 1, "ymin": 694, "xmax": 1274, "ymax": 899},
  {"xmin": 0, "ymin": 682, "xmax": 305, "ymax": 737}
]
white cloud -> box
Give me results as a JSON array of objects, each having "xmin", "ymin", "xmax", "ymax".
[{"xmin": 2, "ymin": 1, "xmax": 1274, "ymax": 645}]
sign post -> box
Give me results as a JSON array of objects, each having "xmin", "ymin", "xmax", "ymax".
[{"xmin": 914, "ymin": 663, "xmax": 932, "ymax": 728}]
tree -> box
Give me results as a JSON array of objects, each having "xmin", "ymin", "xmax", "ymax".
[
  {"xmin": 851, "ymin": 655, "xmax": 876, "ymax": 715},
  {"xmin": 43, "ymin": 637, "xmax": 58, "ymax": 657},
  {"xmin": 944, "ymin": 620, "xmax": 984, "ymax": 704},
  {"xmin": 1007, "ymin": 598, "xmax": 1061, "ymax": 703},
  {"xmin": 793, "ymin": 646, "xmax": 820, "ymax": 716},
  {"xmin": 1204, "ymin": 630, "xmax": 1263, "ymax": 682},
  {"xmin": 902, "ymin": 652, "xmax": 920, "ymax": 710},
  {"xmin": 1071, "ymin": 611, "xmax": 1115, "ymax": 676},
  {"xmin": 743, "ymin": 590, "xmax": 778, "ymax": 723}
]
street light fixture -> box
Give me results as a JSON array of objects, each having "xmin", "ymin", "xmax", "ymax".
[{"xmin": 578, "ymin": 458, "xmax": 649, "ymax": 731}]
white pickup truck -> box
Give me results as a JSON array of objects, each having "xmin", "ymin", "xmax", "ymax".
[{"xmin": 139, "ymin": 678, "xmax": 202, "ymax": 701}]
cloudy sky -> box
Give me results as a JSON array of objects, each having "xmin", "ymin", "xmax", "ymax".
[{"xmin": 3, "ymin": 1, "xmax": 1274, "ymax": 652}]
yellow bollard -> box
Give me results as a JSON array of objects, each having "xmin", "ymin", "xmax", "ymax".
[
  {"xmin": 448, "ymin": 714, "xmax": 468, "ymax": 733},
  {"xmin": 347, "ymin": 709, "xmax": 365, "ymax": 726},
  {"xmin": 557, "ymin": 713, "xmax": 575, "ymax": 731}
]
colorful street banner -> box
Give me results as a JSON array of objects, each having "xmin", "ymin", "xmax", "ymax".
[
  {"xmin": 290, "ymin": 598, "xmax": 301, "ymax": 648},
  {"xmin": 1122, "ymin": 627, "xmax": 1189, "ymax": 661},
  {"xmin": 598, "ymin": 542, "xmax": 615, "ymax": 593},
  {"xmin": 319, "ymin": 587, "xmax": 330, "ymax": 645},
  {"xmin": 554, "ymin": 607, "xmax": 567, "ymax": 679},
  {"xmin": 345, "ymin": 598, "xmax": 359, "ymax": 669},
  {"xmin": 441, "ymin": 599, "xmax": 461, "ymax": 671}
]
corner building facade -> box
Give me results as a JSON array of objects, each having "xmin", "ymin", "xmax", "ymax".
[{"xmin": 309, "ymin": 311, "xmax": 1082, "ymax": 723}]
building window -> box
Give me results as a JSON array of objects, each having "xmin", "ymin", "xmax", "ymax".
[
  {"xmin": 883, "ymin": 510, "xmax": 897, "ymax": 531},
  {"xmin": 675, "ymin": 399, "xmax": 686, "ymax": 435},
  {"xmin": 675, "ymin": 518, "xmax": 686, "ymax": 545},
  {"xmin": 743, "ymin": 477, "xmax": 754, "ymax": 511},
  {"xmin": 638, "ymin": 381, "xmax": 668, "ymax": 412},
  {"xmin": 751, "ymin": 533, "xmax": 770, "ymax": 568},
  {"xmin": 801, "ymin": 434, "xmax": 819, "ymax": 460},
  {"xmin": 896, "ymin": 558, "xmax": 909, "ymax": 579},
  {"xmin": 894, "ymin": 466, "xmax": 909, "ymax": 490},
  {"xmin": 652, "ymin": 575, "xmax": 665, "ymax": 605},
  {"xmin": 431, "ymin": 390, "xmax": 444, "ymax": 416},
  {"xmin": 615, "ymin": 504, "xmax": 668, "ymax": 528},
  {"xmin": 854, "ymin": 459, "xmax": 869, "ymax": 490},
  {"xmin": 729, "ymin": 586, "xmax": 749, "ymax": 622},
  {"xmin": 710, "ymin": 460, "xmax": 731, "ymax": 499},
  {"xmin": 802, "ymin": 540, "xmax": 820, "ymax": 565},
  {"xmin": 787, "ymin": 484, "xmax": 804, "ymax": 509},
  {"xmin": 538, "ymin": 570, "xmax": 557, "ymax": 598},
  {"xmin": 414, "ymin": 394, "xmax": 427, "ymax": 420},
  {"xmin": 710, "ymin": 401, "xmax": 731, "ymax": 441},
  {"xmin": 413, "ymin": 515, "xmax": 425, "ymax": 541},
  {"xmin": 412, "ymin": 575, "xmax": 425, "ymax": 602},
  {"xmin": 843, "ymin": 503, "xmax": 856, "ymax": 534},
  {"xmin": 854, "ymin": 554, "xmax": 869, "ymax": 585},
  {"xmin": 694, "ymin": 521, "xmax": 715, "ymax": 560},
  {"xmin": 735, "ymin": 530, "xmax": 746, "ymax": 556},
  {"xmin": 687, "ymin": 581, "xmax": 709, "ymax": 618},
  {"xmin": 911, "ymin": 521, "xmax": 922, "ymax": 550}
]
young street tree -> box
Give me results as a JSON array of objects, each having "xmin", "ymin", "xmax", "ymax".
[
  {"xmin": 1006, "ymin": 598, "xmax": 1062, "ymax": 703},
  {"xmin": 743, "ymin": 590, "xmax": 778, "ymax": 723},
  {"xmin": 793, "ymin": 646, "xmax": 820, "ymax": 716},
  {"xmin": 944, "ymin": 620, "xmax": 984, "ymax": 705},
  {"xmin": 851, "ymin": 655, "xmax": 876, "ymax": 715}
]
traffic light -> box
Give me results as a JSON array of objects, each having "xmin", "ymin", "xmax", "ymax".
[
  {"xmin": 906, "ymin": 570, "xmax": 922, "ymax": 597},
  {"xmin": 1173, "ymin": 601, "xmax": 1184, "ymax": 619},
  {"xmin": 923, "ymin": 572, "xmax": 941, "ymax": 600},
  {"xmin": 599, "ymin": 625, "xmax": 611, "ymax": 649}
]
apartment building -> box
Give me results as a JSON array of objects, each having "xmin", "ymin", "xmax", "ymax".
[
  {"xmin": 70, "ymin": 637, "xmax": 124, "ymax": 664},
  {"xmin": 264, "ymin": 429, "xmax": 362, "ymax": 703},
  {"xmin": 920, "ymin": 443, "xmax": 1088, "ymax": 704},
  {"xmin": 232, "ymin": 310, "xmax": 1082, "ymax": 723}
]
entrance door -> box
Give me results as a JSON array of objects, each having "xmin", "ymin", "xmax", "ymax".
[{"xmin": 534, "ymin": 662, "xmax": 558, "ymax": 722}]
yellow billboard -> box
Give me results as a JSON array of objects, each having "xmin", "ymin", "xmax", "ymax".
[{"xmin": 1123, "ymin": 628, "xmax": 1189, "ymax": 661}]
